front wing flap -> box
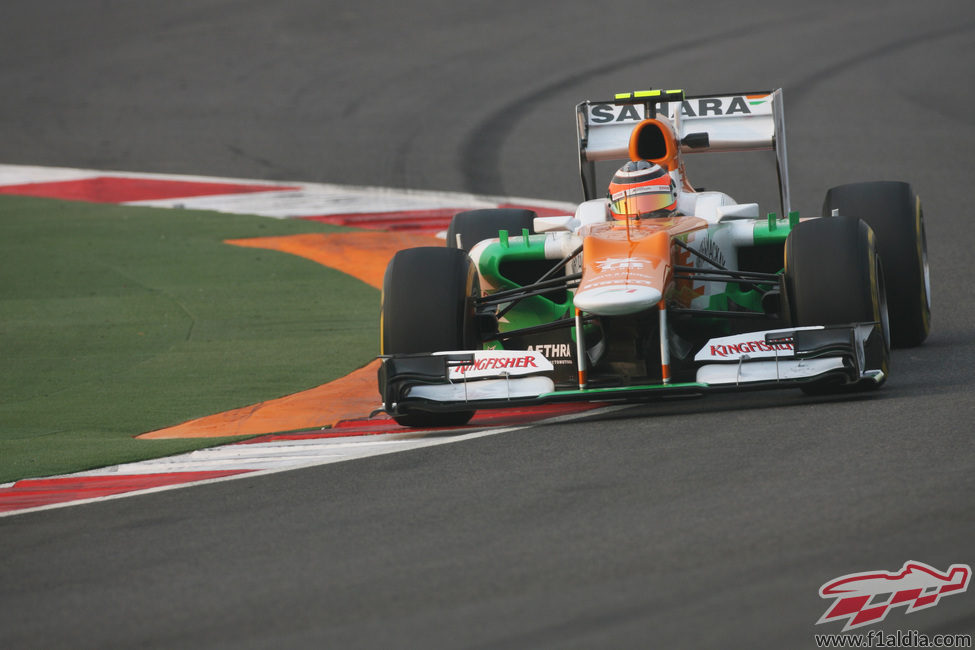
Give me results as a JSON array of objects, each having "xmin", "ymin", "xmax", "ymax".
[{"xmin": 378, "ymin": 324, "xmax": 885, "ymax": 417}]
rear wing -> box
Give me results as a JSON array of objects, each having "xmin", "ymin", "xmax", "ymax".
[{"xmin": 576, "ymin": 89, "xmax": 791, "ymax": 216}]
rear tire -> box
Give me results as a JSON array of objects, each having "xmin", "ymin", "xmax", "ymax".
[
  {"xmin": 381, "ymin": 247, "xmax": 479, "ymax": 427},
  {"xmin": 446, "ymin": 208, "xmax": 536, "ymax": 251},
  {"xmin": 823, "ymin": 181, "xmax": 930, "ymax": 347},
  {"xmin": 785, "ymin": 216, "xmax": 890, "ymax": 394}
]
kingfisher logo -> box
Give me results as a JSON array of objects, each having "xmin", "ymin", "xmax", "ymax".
[
  {"xmin": 454, "ymin": 356, "xmax": 539, "ymax": 374},
  {"xmin": 709, "ymin": 340, "xmax": 793, "ymax": 357},
  {"xmin": 817, "ymin": 561, "xmax": 971, "ymax": 632},
  {"xmin": 443, "ymin": 350, "xmax": 553, "ymax": 380}
]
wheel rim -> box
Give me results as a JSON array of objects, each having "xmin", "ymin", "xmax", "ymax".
[
  {"xmin": 877, "ymin": 256, "xmax": 891, "ymax": 352},
  {"xmin": 920, "ymin": 212, "xmax": 931, "ymax": 312}
]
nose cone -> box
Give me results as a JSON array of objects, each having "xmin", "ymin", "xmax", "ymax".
[{"xmin": 573, "ymin": 284, "xmax": 662, "ymax": 316}]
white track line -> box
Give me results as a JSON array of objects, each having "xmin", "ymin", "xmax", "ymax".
[{"xmin": 0, "ymin": 405, "xmax": 628, "ymax": 517}]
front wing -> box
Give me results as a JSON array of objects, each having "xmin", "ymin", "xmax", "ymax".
[{"xmin": 378, "ymin": 324, "xmax": 886, "ymax": 418}]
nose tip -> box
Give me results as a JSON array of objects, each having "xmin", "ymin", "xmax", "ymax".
[{"xmin": 573, "ymin": 285, "xmax": 662, "ymax": 316}]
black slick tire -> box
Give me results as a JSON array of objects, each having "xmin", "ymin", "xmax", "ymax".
[
  {"xmin": 380, "ymin": 246, "xmax": 479, "ymax": 427},
  {"xmin": 823, "ymin": 181, "xmax": 930, "ymax": 347}
]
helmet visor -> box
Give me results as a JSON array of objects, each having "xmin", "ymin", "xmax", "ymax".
[{"xmin": 610, "ymin": 187, "xmax": 675, "ymax": 218}]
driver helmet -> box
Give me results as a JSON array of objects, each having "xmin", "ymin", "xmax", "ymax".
[{"xmin": 608, "ymin": 160, "xmax": 677, "ymax": 219}]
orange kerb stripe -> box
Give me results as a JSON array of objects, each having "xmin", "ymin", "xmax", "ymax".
[
  {"xmin": 139, "ymin": 360, "xmax": 383, "ymax": 438},
  {"xmin": 225, "ymin": 230, "xmax": 439, "ymax": 289}
]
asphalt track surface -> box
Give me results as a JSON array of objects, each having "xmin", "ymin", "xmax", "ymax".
[{"xmin": 2, "ymin": 1, "xmax": 974, "ymax": 647}]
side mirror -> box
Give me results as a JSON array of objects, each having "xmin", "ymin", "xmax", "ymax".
[{"xmin": 681, "ymin": 132, "xmax": 710, "ymax": 149}]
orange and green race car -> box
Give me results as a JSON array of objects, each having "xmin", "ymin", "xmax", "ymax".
[{"xmin": 378, "ymin": 89, "xmax": 930, "ymax": 427}]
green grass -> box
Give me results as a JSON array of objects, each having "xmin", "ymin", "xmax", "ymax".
[{"xmin": 0, "ymin": 196, "xmax": 379, "ymax": 483}]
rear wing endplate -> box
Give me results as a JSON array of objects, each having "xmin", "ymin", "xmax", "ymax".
[{"xmin": 576, "ymin": 89, "xmax": 790, "ymax": 216}]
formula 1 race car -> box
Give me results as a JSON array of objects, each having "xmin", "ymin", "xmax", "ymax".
[{"xmin": 378, "ymin": 88, "xmax": 930, "ymax": 427}]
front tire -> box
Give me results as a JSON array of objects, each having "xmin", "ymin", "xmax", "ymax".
[
  {"xmin": 785, "ymin": 216, "xmax": 890, "ymax": 393},
  {"xmin": 823, "ymin": 181, "xmax": 930, "ymax": 347},
  {"xmin": 381, "ymin": 247, "xmax": 479, "ymax": 427}
]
